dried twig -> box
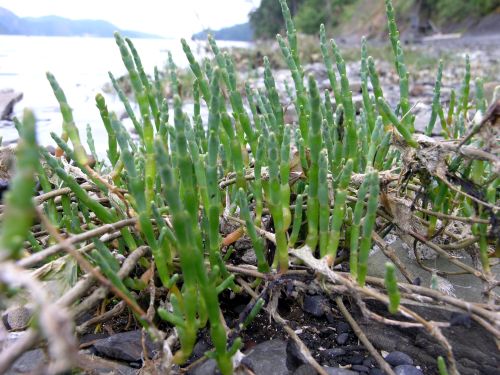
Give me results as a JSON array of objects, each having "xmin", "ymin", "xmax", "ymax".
[
  {"xmin": 336, "ymin": 296, "xmax": 396, "ymax": 375},
  {"xmin": 18, "ymin": 218, "xmax": 137, "ymax": 268}
]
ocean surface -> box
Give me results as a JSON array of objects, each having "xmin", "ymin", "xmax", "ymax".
[{"xmin": 0, "ymin": 35, "xmax": 250, "ymax": 154}]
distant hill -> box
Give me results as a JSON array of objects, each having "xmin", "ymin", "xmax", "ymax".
[
  {"xmin": 0, "ymin": 7, "xmax": 160, "ymax": 38},
  {"xmin": 192, "ymin": 23, "xmax": 253, "ymax": 42}
]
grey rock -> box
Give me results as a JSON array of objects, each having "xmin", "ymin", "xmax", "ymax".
[
  {"xmin": 369, "ymin": 369, "xmax": 384, "ymax": 375},
  {"xmin": 188, "ymin": 359, "xmax": 219, "ymax": 375},
  {"xmin": 191, "ymin": 338, "xmax": 211, "ymax": 361},
  {"xmin": 384, "ymin": 351, "xmax": 413, "ymax": 366},
  {"xmin": 2, "ymin": 306, "xmax": 32, "ymax": 331},
  {"xmin": 366, "ymin": 237, "xmax": 500, "ymax": 302},
  {"xmin": 293, "ymin": 363, "xmax": 318, "ymax": 375},
  {"xmin": 356, "ymin": 298, "xmax": 500, "ymax": 375},
  {"xmin": 241, "ymin": 340, "xmax": 289, "ymax": 375},
  {"xmin": 336, "ymin": 333, "xmax": 349, "ymax": 345},
  {"xmin": 336, "ymin": 322, "xmax": 351, "ymax": 334},
  {"xmin": 0, "ymin": 89, "xmax": 23, "ymax": 120},
  {"xmin": 75, "ymin": 351, "xmax": 138, "ymax": 375},
  {"xmin": 302, "ymin": 294, "xmax": 329, "ymax": 317},
  {"xmin": 394, "ymin": 365, "xmax": 424, "ymax": 375},
  {"xmin": 351, "ymin": 365, "xmax": 370, "ymax": 372},
  {"xmin": 92, "ymin": 330, "xmax": 160, "ymax": 362},
  {"xmin": 6, "ymin": 349, "xmax": 46, "ymax": 374},
  {"xmin": 241, "ymin": 248, "xmax": 257, "ymax": 265},
  {"xmin": 323, "ymin": 367, "xmax": 359, "ymax": 375},
  {"xmin": 362, "ymin": 357, "xmax": 376, "ymax": 367},
  {"xmin": 321, "ymin": 348, "xmax": 346, "ymax": 360},
  {"xmin": 287, "ymin": 339, "xmax": 309, "ymax": 370},
  {"xmin": 345, "ymin": 354, "xmax": 364, "ymax": 365}
]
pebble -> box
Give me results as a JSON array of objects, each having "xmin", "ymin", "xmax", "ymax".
[
  {"xmin": 336, "ymin": 322, "xmax": 351, "ymax": 334},
  {"xmin": 323, "ymin": 367, "xmax": 359, "ymax": 375},
  {"xmin": 320, "ymin": 327, "xmax": 334, "ymax": 337},
  {"xmin": 362, "ymin": 357, "xmax": 376, "ymax": 367},
  {"xmin": 8, "ymin": 349, "xmax": 45, "ymax": 373},
  {"xmin": 293, "ymin": 363, "xmax": 318, "ymax": 375},
  {"xmin": 2, "ymin": 306, "xmax": 32, "ymax": 331},
  {"xmin": 345, "ymin": 354, "xmax": 365, "ymax": 365},
  {"xmin": 77, "ymin": 350, "xmax": 138, "ymax": 375},
  {"xmin": 187, "ymin": 359, "xmax": 218, "ymax": 375},
  {"xmin": 287, "ymin": 340, "xmax": 309, "ymax": 369},
  {"xmin": 449, "ymin": 312, "xmax": 472, "ymax": 328},
  {"xmin": 351, "ymin": 365, "xmax": 370, "ymax": 373},
  {"xmin": 321, "ymin": 348, "xmax": 346, "ymax": 360},
  {"xmin": 191, "ymin": 338, "xmax": 211, "ymax": 361},
  {"xmin": 394, "ymin": 365, "xmax": 424, "ymax": 375},
  {"xmin": 302, "ymin": 294, "xmax": 329, "ymax": 317},
  {"xmin": 336, "ymin": 333, "xmax": 349, "ymax": 345},
  {"xmin": 384, "ymin": 351, "xmax": 414, "ymax": 367},
  {"xmin": 241, "ymin": 340, "xmax": 289, "ymax": 375},
  {"xmin": 242, "ymin": 248, "xmax": 257, "ymax": 265},
  {"xmin": 92, "ymin": 330, "xmax": 159, "ymax": 363},
  {"xmin": 369, "ymin": 369, "xmax": 384, "ymax": 375}
]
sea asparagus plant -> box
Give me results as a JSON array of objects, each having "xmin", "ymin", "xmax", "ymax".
[{"xmin": 0, "ymin": 0, "xmax": 498, "ymax": 374}]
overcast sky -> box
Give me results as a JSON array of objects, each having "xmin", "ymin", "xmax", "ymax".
[{"xmin": 0, "ymin": 0, "xmax": 262, "ymax": 38}]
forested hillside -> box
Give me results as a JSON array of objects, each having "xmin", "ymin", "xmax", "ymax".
[{"xmin": 250, "ymin": 0, "xmax": 500, "ymax": 39}]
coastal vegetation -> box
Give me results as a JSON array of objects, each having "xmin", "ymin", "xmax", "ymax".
[{"xmin": 0, "ymin": 0, "xmax": 498, "ymax": 374}]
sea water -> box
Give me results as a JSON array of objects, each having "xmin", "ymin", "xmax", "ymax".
[{"xmin": 0, "ymin": 35, "xmax": 249, "ymax": 155}]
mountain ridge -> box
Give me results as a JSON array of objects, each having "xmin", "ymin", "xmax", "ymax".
[
  {"xmin": 0, "ymin": 7, "xmax": 161, "ymax": 38},
  {"xmin": 192, "ymin": 23, "xmax": 253, "ymax": 42}
]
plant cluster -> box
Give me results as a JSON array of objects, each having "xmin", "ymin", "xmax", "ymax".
[{"xmin": 0, "ymin": 0, "xmax": 498, "ymax": 374}]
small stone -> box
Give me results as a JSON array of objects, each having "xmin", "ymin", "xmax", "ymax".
[
  {"xmin": 345, "ymin": 355, "xmax": 364, "ymax": 365},
  {"xmin": 76, "ymin": 351, "xmax": 138, "ymax": 375},
  {"xmin": 384, "ymin": 351, "xmax": 413, "ymax": 367},
  {"xmin": 302, "ymin": 294, "xmax": 329, "ymax": 317},
  {"xmin": 352, "ymin": 365, "xmax": 370, "ymax": 372},
  {"xmin": 336, "ymin": 322, "xmax": 351, "ymax": 334},
  {"xmin": 293, "ymin": 363, "xmax": 318, "ymax": 375},
  {"xmin": 325, "ymin": 311, "xmax": 336, "ymax": 324},
  {"xmin": 92, "ymin": 330, "xmax": 159, "ymax": 362},
  {"xmin": 287, "ymin": 340, "xmax": 309, "ymax": 370},
  {"xmin": 242, "ymin": 248, "xmax": 257, "ymax": 265},
  {"xmin": 412, "ymin": 277, "xmax": 421, "ymax": 286},
  {"xmin": 336, "ymin": 333, "xmax": 349, "ymax": 345},
  {"xmin": 241, "ymin": 340, "xmax": 289, "ymax": 375},
  {"xmin": 2, "ymin": 306, "xmax": 32, "ymax": 331},
  {"xmin": 369, "ymin": 369, "xmax": 384, "ymax": 375},
  {"xmin": 191, "ymin": 338, "xmax": 211, "ymax": 361},
  {"xmin": 323, "ymin": 367, "xmax": 359, "ymax": 375},
  {"xmin": 9, "ymin": 349, "xmax": 46, "ymax": 373},
  {"xmin": 320, "ymin": 327, "xmax": 334, "ymax": 337},
  {"xmin": 394, "ymin": 365, "xmax": 424, "ymax": 375},
  {"xmin": 187, "ymin": 359, "xmax": 218, "ymax": 375},
  {"xmin": 449, "ymin": 312, "xmax": 472, "ymax": 328},
  {"xmin": 321, "ymin": 348, "xmax": 346, "ymax": 360},
  {"xmin": 362, "ymin": 357, "xmax": 376, "ymax": 367}
]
